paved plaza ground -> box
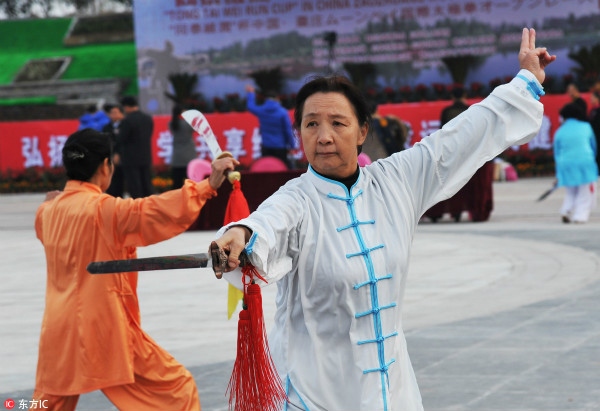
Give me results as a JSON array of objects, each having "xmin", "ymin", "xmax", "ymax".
[{"xmin": 1, "ymin": 176, "xmax": 599, "ymax": 410}]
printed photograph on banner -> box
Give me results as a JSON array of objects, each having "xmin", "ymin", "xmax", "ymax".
[{"xmin": 133, "ymin": 0, "xmax": 599, "ymax": 115}]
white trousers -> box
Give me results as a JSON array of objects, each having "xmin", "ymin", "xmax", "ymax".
[{"xmin": 560, "ymin": 182, "xmax": 597, "ymax": 222}]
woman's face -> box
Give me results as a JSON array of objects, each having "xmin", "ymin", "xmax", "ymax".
[{"xmin": 300, "ymin": 92, "xmax": 368, "ymax": 179}]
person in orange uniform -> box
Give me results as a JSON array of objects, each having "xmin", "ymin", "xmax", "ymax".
[{"xmin": 32, "ymin": 128, "xmax": 238, "ymax": 411}]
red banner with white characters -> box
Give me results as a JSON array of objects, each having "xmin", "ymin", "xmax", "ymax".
[
  {"xmin": 0, "ymin": 112, "xmax": 270, "ymax": 172},
  {"xmin": 0, "ymin": 93, "xmax": 584, "ymax": 172},
  {"xmin": 380, "ymin": 93, "xmax": 576, "ymax": 150}
]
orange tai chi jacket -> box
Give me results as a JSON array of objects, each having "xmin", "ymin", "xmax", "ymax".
[{"xmin": 34, "ymin": 179, "xmax": 216, "ymax": 395}]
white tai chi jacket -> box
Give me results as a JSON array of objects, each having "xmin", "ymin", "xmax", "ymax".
[{"xmin": 219, "ymin": 71, "xmax": 544, "ymax": 411}]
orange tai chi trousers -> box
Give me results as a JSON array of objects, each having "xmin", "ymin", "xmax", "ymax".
[{"xmin": 31, "ymin": 318, "xmax": 200, "ymax": 411}]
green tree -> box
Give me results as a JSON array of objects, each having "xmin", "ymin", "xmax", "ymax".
[
  {"xmin": 164, "ymin": 73, "xmax": 202, "ymax": 107},
  {"xmin": 0, "ymin": 0, "xmax": 49, "ymax": 18},
  {"xmin": 568, "ymin": 43, "xmax": 600, "ymax": 89},
  {"xmin": 0, "ymin": 0, "xmax": 20, "ymax": 17},
  {"xmin": 441, "ymin": 55, "xmax": 487, "ymax": 85},
  {"xmin": 343, "ymin": 62, "xmax": 376, "ymax": 91},
  {"xmin": 249, "ymin": 66, "xmax": 284, "ymax": 95},
  {"xmin": 1, "ymin": 0, "xmax": 131, "ymax": 18}
]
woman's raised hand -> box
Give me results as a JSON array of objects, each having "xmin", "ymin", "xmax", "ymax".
[{"xmin": 518, "ymin": 28, "xmax": 556, "ymax": 84}]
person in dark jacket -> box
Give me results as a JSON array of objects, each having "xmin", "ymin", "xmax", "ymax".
[
  {"xmin": 169, "ymin": 104, "xmax": 197, "ymax": 189},
  {"xmin": 103, "ymin": 104, "xmax": 126, "ymax": 197},
  {"xmin": 440, "ymin": 86, "xmax": 469, "ymax": 127},
  {"xmin": 589, "ymin": 91, "xmax": 600, "ymax": 168},
  {"xmin": 246, "ymin": 84, "xmax": 295, "ymax": 167},
  {"xmin": 119, "ymin": 96, "xmax": 154, "ymax": 198},
  {"xmin": 566, "ymin": 83, "xmax": 588, "ymax": 116},
  {"xmin": 362, "ymin": 101, "xmax": 406, "ymax": 161}
]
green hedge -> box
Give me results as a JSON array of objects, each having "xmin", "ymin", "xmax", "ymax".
[
  {"xmin": 0, "ymin": 96, "xmax": 57, "ymax": 105},
  {"xmin": 0, "ymin": 18, "xmax": 71, "ymax": 52},
  {"xmin": 0, "ymin": 166, "xmax": 174, "ymax": 193}
]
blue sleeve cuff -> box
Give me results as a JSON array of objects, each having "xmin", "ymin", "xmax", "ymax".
[
  {"xmin": 244, "ymin": 231, "xmax": 257, "ymax": 255},
  {"xmin": 514, "ymin": 69, "xmax": 545, "ymax": 101}
]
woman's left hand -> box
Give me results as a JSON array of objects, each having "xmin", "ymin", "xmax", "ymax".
[
  {"xmin": 211, "ymin": 226, "xmax": 251, "ymax": 278},
  {"xmin": 208, "ymin": 156, "xmax": 240, "ymax": 190}
]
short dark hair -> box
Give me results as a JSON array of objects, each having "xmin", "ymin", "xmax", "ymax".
[
  {"xmin": 264, "ymin": 89, "xmax": 279, "ymax": 99},
  {"xmin": 62, "ymin": 128, "xmax": 113, "ymax": 182},
  {"xmin": 560, "ymin": 103, "xmax": 586, "ymax": 121},
  {"xmin": 120, "ymin": 95, "xmax": 138, "ymax": 107},
  {"xmin": 368, "ymin": 100, "xmax": 378, "ymax": 115},
  {"xmin": 293, "ymin": 76, "xmax": 372, "ymax": 131},
  {"xmin": 451, "ymin": 86, "xmax": 465, "ymax": 100}
]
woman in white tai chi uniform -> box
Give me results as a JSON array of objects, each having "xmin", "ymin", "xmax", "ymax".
[{"xmin": 214, "ymin": 29, "xmax": 555, "ymax": 411}]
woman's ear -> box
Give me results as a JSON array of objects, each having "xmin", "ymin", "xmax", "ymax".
[
  {"xmin": 99, "ymin": 158, "xmax": 114, "ymax": 183},
  {"xmin": 358, "ymin": 123, "xmax": 368, "ymax": 146},
  {"xmin": 90, "ymin": 157, "xmax": 113, "ymax": 190},
  {"xmin": 101, "ymin": 157, "xmax": 111, "ymax": 177}
]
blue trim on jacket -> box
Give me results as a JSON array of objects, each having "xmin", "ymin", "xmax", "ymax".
[
  {"xmin": 245, "ymin": 232, "xmax": 258, "ymax": 255},
  {"xmin": 285, "ymin": 375, "xmax": 310, "ymax": 411},
  {"xmin": 309, "ymin": 165, "xmax": 397, "ymax": 411}
]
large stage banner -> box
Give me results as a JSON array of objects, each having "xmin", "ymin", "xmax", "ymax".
[{"xmin": 132, "ymin": 0, "xmax": 599, "ymax": 115}]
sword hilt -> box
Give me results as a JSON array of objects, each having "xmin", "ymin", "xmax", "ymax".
[
  {"xmin": 210, "ymin": 241, "xmax": 249, "ymax": 279},
  {"xmin": 225, "ymin": 170, "xmax": 241, "ymax": 184},
  {"xmin": 217, "ymin": 151, "xmax": 241, "ymax": 184}
]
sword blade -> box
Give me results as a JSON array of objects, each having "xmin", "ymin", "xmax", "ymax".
[
  {"xmin": 87, "ymin": 253, "xmax": 211, "ymax": 274},
  {"xmin": 536, "ymin": 183, "xmax": 558, "ymax": 202},
  {"xmin": 181, "ymin": 109, "xmax": 223, "ymax": 160}
]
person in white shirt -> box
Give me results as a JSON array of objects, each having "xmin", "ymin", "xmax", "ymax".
[{"xmin": 213, "ymin": 28, "xmax": 555, "ymax": 411}]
